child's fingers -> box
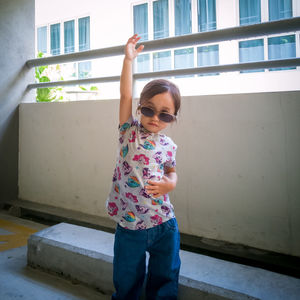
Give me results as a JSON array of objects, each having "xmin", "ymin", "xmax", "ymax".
[{"xmin": 136, "ymin": 45, "xmax": 144, "ymax": 53}]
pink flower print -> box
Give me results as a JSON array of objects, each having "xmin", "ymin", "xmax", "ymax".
[
  {"xmin": 167, "ymin": 151, "xmax": 173, "ymax": 158},
  {"xmin": 126, "ymin": 192, "xmax": 138, "ymax": 203},
  {"xmin": 150, "ymin": 215, "xmax": 163, "ymax": 226},
  {"xmin": 133, "ymin": 154, "xmax": 149, "ymax": 165},
  {"xmin": 129, "ymin": 130, "xmax": 136, "ymax": 143},
  {"xmin": 108, "ymin": 202, "xmax": 118, "ymax": 216}
]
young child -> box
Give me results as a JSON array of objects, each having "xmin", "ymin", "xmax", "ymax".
[{"xmin": 106, "ymin": 34, "xmax": 181, "ymax": 300}]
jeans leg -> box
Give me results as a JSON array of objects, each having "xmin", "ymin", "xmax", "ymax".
[
  {"xmin": 146, "ymin": 219, "xmax": 181, "ymax": 300},
  {"xmin": 112, "ymin": 225, "xmax": 147, "ymax": 300}
]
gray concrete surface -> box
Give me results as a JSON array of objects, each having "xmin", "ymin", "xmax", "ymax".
[
  {"xmin": 27, "ymin": 222, "xmax": 300, "ymax": 300},
  {"xmin": 0, "ymin": 212, "xmax": 110, "ymax": 300}
]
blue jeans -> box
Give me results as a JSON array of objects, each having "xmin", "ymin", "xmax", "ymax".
[{"xmin": 112, "ymin": 218, "xmax": 181, "ymax": 300}]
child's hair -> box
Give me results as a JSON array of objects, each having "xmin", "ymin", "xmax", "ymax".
[{"xmin": 139, "ymin": 79, "xmax": 181, "ymax": 116}]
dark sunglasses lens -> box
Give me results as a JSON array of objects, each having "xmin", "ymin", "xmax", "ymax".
[
  {"xmin": 159, "ymin": 113, "xmax": 174, "ymax": 123},
  {"xmin": 141, "ymin": 107, "xmax": 154, "ymax": 117}
]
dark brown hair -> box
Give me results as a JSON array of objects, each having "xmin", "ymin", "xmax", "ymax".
[{"xmin": 139, "ymin": 79, "xmax": 181, "ymax": 116}]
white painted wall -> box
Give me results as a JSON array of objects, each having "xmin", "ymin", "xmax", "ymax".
[{"xmin": 19, "ymin": 91, "xmax": 300, "ymax": 256}]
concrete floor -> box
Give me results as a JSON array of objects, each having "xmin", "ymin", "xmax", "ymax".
[{"xmin": 0, "ymin": 211, "xmax": 111, "ymax": 300}]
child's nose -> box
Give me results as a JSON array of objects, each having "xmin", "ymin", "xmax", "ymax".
[{"xmin": 152, "ymin": 114, "xmax": 159, "ymax": 121}]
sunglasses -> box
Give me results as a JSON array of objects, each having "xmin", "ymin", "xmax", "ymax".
[{"xmin": 140, "ymin": 106, "xmax": 176, "ymax": 123}]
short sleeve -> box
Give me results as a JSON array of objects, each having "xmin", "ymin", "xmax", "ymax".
[
  {"xmin": 119, "ymin": 115, "xmax": 134, "ymax": 135},
  {"xmin": 164, "ymin": 143, "xmax": 177, "ymax": 169}
]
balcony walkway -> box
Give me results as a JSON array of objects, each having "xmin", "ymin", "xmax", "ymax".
[{"xmin": 1, "ymin": 210, "xmax": 300, "ymax": 300}]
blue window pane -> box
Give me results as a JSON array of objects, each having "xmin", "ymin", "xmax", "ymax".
[
  {"xmin": 153, "ymin": 0, "xmax": 169, "ymax": 39},
  {"xmin": 269, "ymin": 0, "xmax": 292, "ymax": 21},
  {"xmin": 50, "ymin": 23, "xmax": 60, "ymax": 55},
  {"xmin": 134, "ymin": 4, "xmax": 148, "ymax": 41},
  {"xmin": 268, "ymin": 35, "xmax": 296, "ymax": 71},
  {"xmin": 197, "ymin": 45, "xmax": 219, "ymax": 76},
  {"xmin": 64, "ymin": 20, "xmax": 75, "ymax": 54},
  {"xmin": 175, "ymin": 0, "xmax": 192, "ymax": 36},
  {"xmin": 175, "ymin": 48, "xmax": 194, "ymax": 69},
  {"xmin": 153, "ymin": 51, "xmax": 171, "ymax": 71},
  {"xmin": 198, "ymin": 0, "xmax": 216, "ymax": 32},
  {"xmin": 239, "ymin": 0, "xmax": 261, "ymax": 25},
  {"xmin": 37, "ymin": 26, "xmax": 47, "ymax": 54},
  {"xmin": 137, "ymin": 54, "xmax": 150, "ymax": 73},
  {"xmin": 78, "ymin": 61, "xmax": 92, "ymax": 79},
  {"xmin": 79, "ymin": 16, "xmax": 90, "ymax": 51},
  {"xmin": 239, "ymin": 39, "xmax": 264, "ymax": 73}
]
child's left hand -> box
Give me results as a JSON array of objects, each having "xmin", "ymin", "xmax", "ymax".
[{"xmin": 145, "ymin": 176, "xmax": 176, "ymax": 198}]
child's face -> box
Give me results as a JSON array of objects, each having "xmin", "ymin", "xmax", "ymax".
[{"xmin": 140, "ymin": 92, "xmax": 175, "ymax": 134}]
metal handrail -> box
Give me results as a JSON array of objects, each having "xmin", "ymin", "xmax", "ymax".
[
  {"xmin": 26, "ymin": 17, "xmax": 300, "ymax": 89},
  {"xmin": 27, "ymin": 58, "xmax": 300, "ymax": 90}
]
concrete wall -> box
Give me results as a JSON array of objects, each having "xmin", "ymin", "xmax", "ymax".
[
  {"xmin": 0, "ymin": 0, "xmax": 35, "ymax": 203},
  {"xmin": 19, "ymin": 92, "xmax": 300, "ymax": 257}
]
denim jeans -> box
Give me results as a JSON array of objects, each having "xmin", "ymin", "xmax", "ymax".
[{"xmin": 112, "ymin": 218, "xmax": 181, "ymax": 300}]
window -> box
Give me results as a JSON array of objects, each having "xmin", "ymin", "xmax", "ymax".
[
  {"xmin": 137, "ymin": 54, "xmax": 150, "ymax": 73},
  {"xmin": 197, "ymin": 45, "xmax": 219, "ymax": 75},
  {"xmin": 239, "ymin": 0, "xmax": 261, "ymax": 25},
  {"xmin": 50, "ymin": 23, "xmax": 60, "ymax": 55},
  {"xmin": 239, "ymin": 39, "xmax": 264, "ymax": 73},
  {"xmin": 198, "ymin": 0, "xmax": 216, "ymax": 32},
  {"xmin": 37, "ymin": 26, "xmax": 47, "ymax": 54},
  {"xmin": 78, "ymin": 16, "xmax": 91, "ymax": 77},
  {"xmin": 134, "ymin": 3, "xmax": 148, "ymax": 41},
  {"xmin": 79, "ymin": 16, "xmax": 90, "ymax": 51},
  {"xmin": 175, "ymin": 0, "xmax": 192, "ymax": 36},
  {"xmin": 64, "ymin": 20, "xmax": 75, "ymax": 54},
  {"xmin": 153, "ymin": 51, "xmax": 172, "ymax": 71},
  {"xmin": 175, "ymin": 48, "xmax": 194, "ymax": 77},
  {"xmin": 153, "ymin": 0, "xmax": 169, "ymax": 39},
  {"xmin": 268, "ymin": 35, "xmax": 296, "ymax": 71},
  {"xmin": 269, "ymin": 0, "xmax": 292, "ymax": 21}
]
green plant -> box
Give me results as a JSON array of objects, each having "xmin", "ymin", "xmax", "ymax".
[{"xmin": 35, "ymin": 52, "xmax": 64, "ymax": 102}]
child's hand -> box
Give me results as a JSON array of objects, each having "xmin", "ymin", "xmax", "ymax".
[
  {"xmin": 145, "ymin": 176, "xmax": 176, "ymax": 198},
  {"xmin": 125, "ymin": 34, "xmax": 144, "ymax": 61}
]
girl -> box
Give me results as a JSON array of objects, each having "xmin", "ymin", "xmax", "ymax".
[{"xmin": 106, "ymin": 34, "xmax": 181, "ymax": 300}]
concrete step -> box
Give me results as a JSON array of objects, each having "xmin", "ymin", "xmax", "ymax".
[{"xmin": 27, "ymin": 223, "xmax": 300, "ymax": 300}]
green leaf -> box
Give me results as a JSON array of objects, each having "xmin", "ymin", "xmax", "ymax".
[
  {"xmin": 90, "ymin": 86, "xmax": 98, "ymax": 91},
  {"xmin": 79, "ymin": 86, "xmax": 87, "ymax": 91}
]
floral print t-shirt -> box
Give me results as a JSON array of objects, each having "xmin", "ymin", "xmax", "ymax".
[{"xmin": 106, "ymin": 116, "xmax": 177, "ymax": 230}]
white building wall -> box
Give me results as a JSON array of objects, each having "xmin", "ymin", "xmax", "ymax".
[{"xmin": 34, "ymin": 0, "xmax": 300, "ymax": 100}]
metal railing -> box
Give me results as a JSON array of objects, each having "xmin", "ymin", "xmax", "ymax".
[{"xmin": 27, "ymin": 17, "xmax": 300, "ymax": 90}]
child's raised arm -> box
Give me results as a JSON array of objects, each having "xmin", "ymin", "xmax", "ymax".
[{"xmin": 119, "ymin": 34, "xmax": 144, "ymax": 126}]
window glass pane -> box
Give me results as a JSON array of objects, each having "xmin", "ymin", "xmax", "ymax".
[
  {"xmin": 175, "ymin": 48, "xmax": 194, "ymax": 69},
  {"xmin": 269, "ymin": 0, "xmax": 292, "ymax": 21},
  {"xmin": 268, "ymin": 35, "xmax": 296, "ymax": 71},
  {"xmin": 153, "ymin": 0, "xmax": 169, "ymax": 39},
  {"xmin": 64, "ymin": 20, "xmax": 75, "ymax": 53},
  {"xmin": 197, "ymin": 45, "xmax": 219, "ymax": 75},
  {"xmin": 175, "ymin": 0, "xmax": 191, "ymax": 36},
  {"xmin": 50, "ymin": 23, "xmax": 60, "ymax": 55},
  {"xmin": 153, "ymin": 51, "xmax": 171, "ymax": 71},
  {"xmin": 79, "ymin": 16, "xmax": 90, "ymax": 51},
  {"xmin": 239, "ymin": 39, "xmax": 264, "ymax": 73},
  {"xmin": 239, "ymin": 0, "xmax": 261, "ymax": 25},
  {"xmin": 137, "ymin": 54, "xmax": 150, "ymax": 73},
  {"xmin": 198, "ymin": 0, "xmax": 216, "ymax": 32},
  {"xmin": 134, "ymin": 4, "xmax": 148, "ymax": 41},
  {"xmin": 78, "ymin": 61, "xmax": 92, "ymax": 79},
  {"xmin": 37, "ymin": 26, "xmax": 47, "ymax": 54}
]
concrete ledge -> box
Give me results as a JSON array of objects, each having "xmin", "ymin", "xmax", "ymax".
[{"xmin": 27, "ymin": 223, "xmax": 300, "ymax": 300}]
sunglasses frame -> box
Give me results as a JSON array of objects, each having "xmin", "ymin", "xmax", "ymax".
[{"xmin": 139, "ymin": 106, "xmax": 176, "ymax": 123}]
